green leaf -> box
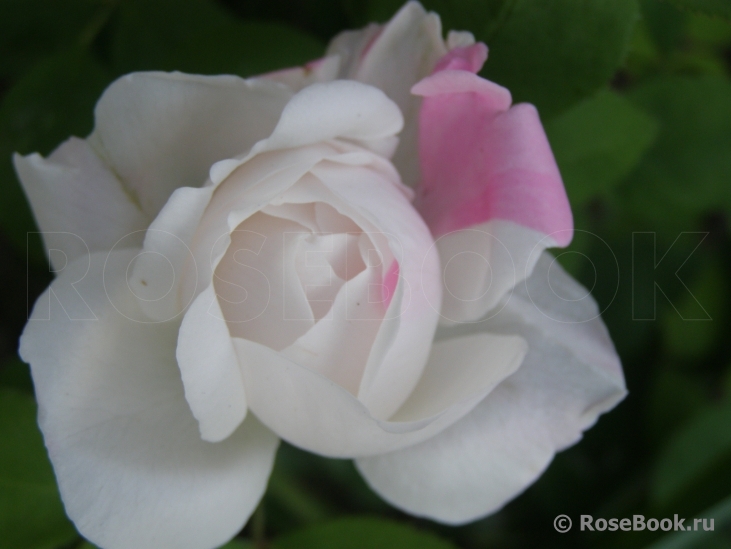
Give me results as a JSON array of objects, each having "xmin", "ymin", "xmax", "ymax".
[
  {"xmin": 621, "ymin": 75, "xmax": 731, "ymax": 232},
  {"xmin": 665, "ymin": 0, "xmax": 731, "ymax": 20},
  {"xmin": 0, "ymin": 389, "xmax": 76, "ymax": 549},
  {"xmin": 641, "ymin": 0, "xmax": 688, "ymax": 53},
  {"xmin": 687, "ymin": 10, "xmax": 731, "ymax": 47},
  {"xmin": 651, "ymin": 400, "xmax": 731, "ymax": 507},
  {"xmin": 0, "ymin": 48, "xmax": 113, "ymax": 259},
  {"xmin": 0, "ymin": 0, "xmax": 109, "ymax": 77},
  {"xmin": 482, "ymin": 0, "xmax": 640, "ymax": 117},
  {"xmin": 546, "ymin": 89, "xmax": 658, "ymax": 208},
  {"xmin": 272, "ymin": 517, "xmax": 457, "ymax": 549},
  {"xmin": 111, "ymin": 0, "xmax": 324, "ymax": 77}
]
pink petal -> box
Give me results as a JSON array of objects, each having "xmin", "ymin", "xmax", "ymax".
[
  {"xmin": 382, "ymin": 260, "xmax": 400, "ymax": 309},
  {"xmin": 433, "ymin": 43, "xmax": 488, "ymax": 73},
  {"xmin": 413, "ymin": 49, "xmax": 572, "ymax": 248}
]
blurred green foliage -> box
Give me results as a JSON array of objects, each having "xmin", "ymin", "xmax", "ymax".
[
  {"xmin": 0, "ymin": 389, "xmax": 76, "ymax": 549},
  {"xmin": 1, "ymin": 0, "xmax": 730, "ymax": 548},
  {"xmin": 545, "ymin": 90, "xmax": 659, "ymax": 208},
  {"xmin": 666, "ymin": 0, "xmax": 731, "ymax": 20},
  {"xmin": 272, "ymin": 517, "xmax": 458, "ymax": 549}
]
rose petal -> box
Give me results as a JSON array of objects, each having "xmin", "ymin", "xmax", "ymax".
[
  {"xmin": 432, "ymin": 43, "xmax": 488, "ymax": 73},
  {"xmin": 413, "ymin": 65, "xmax": 572, "ymax": 322},
  {"xmin": 311, "ymin": 161, "xmax": 442, "ymax": 419},
  {"xmin": 233, "ymin": 327, "xmax": 526, "ymax": 458},
  {"xmin": 176, "ymin": 186, "xmax": 369, "ymax": 443},
  {"xmin": 282, "ymin": 260, "xmax": 383, "ymax": 396},
  {"xmin": 131, "ymin": 186, "xmax": 214, "ymax": 322},
  {"xmin": 327, "ymin": 1, "xmax": 448, "ymax": 187},
  {"xmin": 207, "ymin": 81, "xmax": 404, "ymax": 185},
  {"xmin": 326, "ymin": 23, "xmax": 382, "ymax": 78},
  {"xmin": 130, "ymin": 144, "xmax": 342, "ymax": 323},
  {"xmin": 20, "ymin": 249, "xmax": 279, "ymax": 549},
  {"xmin": 446, "ymin": 30, "xmax": 476, "ymax": 50},
  {"xmin": 176, "ymin": 285, "xmax": 249, "ymax": 443},
  {"xmin": 88, "ymin": 72, "xmax": 293, "ymax": 217},
  {"xmin": 261, "ymin": 55, "xmax": 342, "ymax": 92},
  {"xmin": 413, "ymin": 71, "xmax": 571, "ymax": 243},
  {"xmin": 332, "ymin": 2, "xmax": 445, "ymax": 107},
  {"xmin": 257, "ymin": 80, "xmax": 404, "ymax": 157},
  {"xmin": 355, "ymin": 253, "xmax": 625, "ymax": 524},
  {"xmin": 427, "ymin": 219, "xmax": 552, "ymax": 324},
  {"xmin": 214, "ymin": 212, "xmax": 315, "ymax": 349},
  {"xmin": 390, "ymin": 333, "xmax": 526, "ymax": 422},
  {"xmin": 133, "ymin": 146, "xmax": 402, "ymax": 441},
  {"xmin": 13, "ymin": 138, "xmax": 149, "ymax": 269}
]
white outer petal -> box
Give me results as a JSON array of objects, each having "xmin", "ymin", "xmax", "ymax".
[
  {"xmin": 432, "ymin": 220, "xmax": 552, "ymax": 325},
  {"xmin": 13, "ymin": 138, "xmax": 149, "ymax": 270},
  {"xmin": 88, "ymin": 72, "xmax": 293, "ymax": 217},
  {"xmin": 234, "ymin": 329, "xmax": 525, "ymax": 458},
  {"xmin": 390, "ymin": 333, "xmax": 526, "ymax": 422},
  {"xmin": 330, "ymin": 2, "xmax": 446, "ymax": 113},
  {"xmin": 446, "ymin": 30, "xmax": 476, "ymax": 49},
  {"xmin": 326, "ymin": 23, "xmax": 383, "ymax": 78},
  {"xmin": 356, "ymin": 253, "xmax": 626, "ymax": 524},
  {"xmin": 209, "ymin": 80, "xmax": 405, "ymax": 185},
  {"xmin": 20, "ymin": 249, "xmax": 279, "ymax": 549}
]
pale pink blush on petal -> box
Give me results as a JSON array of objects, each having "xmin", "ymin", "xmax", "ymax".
[{"xmin": 381, "ymin": 260, "xmax": 400, "ymax": 309}]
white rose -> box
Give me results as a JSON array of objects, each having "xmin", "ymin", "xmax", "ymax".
[{"xmin": 15, "ymin": 3, "xmax": 626, "ymax": 549}]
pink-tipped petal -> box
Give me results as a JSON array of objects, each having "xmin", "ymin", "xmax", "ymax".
[
  {"xmin": 412, "ymin": 47, "xmax": 573, "ymax": 323},
  {"xmin": 433, "ymin": 43, "xmax": 488, "ymax": 73},
  {"xmin": 413, "ymin": 70, "xmax": 572, "ymax": 245}
]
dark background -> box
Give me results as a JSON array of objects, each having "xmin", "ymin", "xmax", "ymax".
[{"xmin": 1, "ymin": 0, "xmax": 731, "ymax": 548}]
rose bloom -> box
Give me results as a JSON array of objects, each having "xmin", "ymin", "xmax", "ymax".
[{"xmin": 15, "ymin": 2, "xmax": 625, "ymax": 548}]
